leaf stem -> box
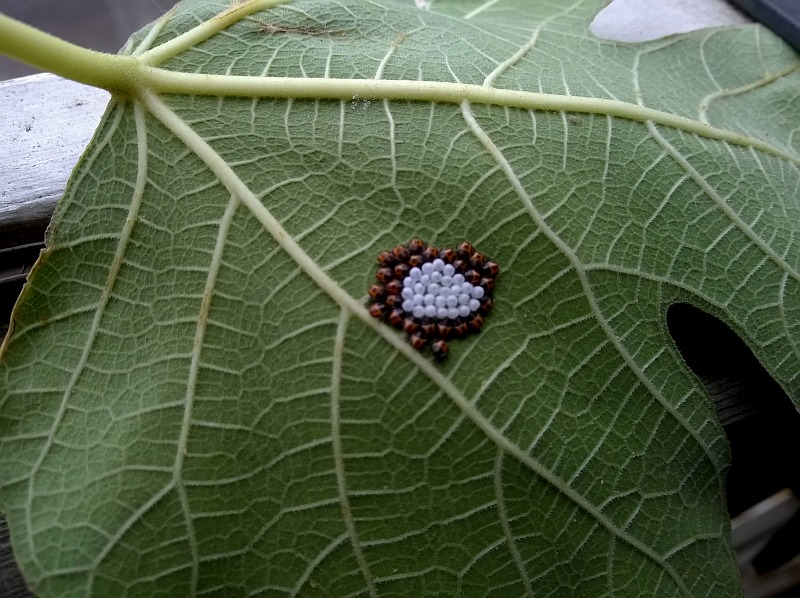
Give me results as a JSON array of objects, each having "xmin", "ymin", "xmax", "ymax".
[{"xmin": 0, "ymin": 13, "xmax": 138, "ymax": 93}]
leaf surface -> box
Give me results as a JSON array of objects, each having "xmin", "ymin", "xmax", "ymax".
[{"xmin": 2, "ymin": 0, "xmax": 799, "ymax": 595}]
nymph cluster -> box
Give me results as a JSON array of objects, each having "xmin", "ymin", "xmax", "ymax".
[{"xmin": 368, "ymin": 240, "xmax": 498, "ymax": 361}]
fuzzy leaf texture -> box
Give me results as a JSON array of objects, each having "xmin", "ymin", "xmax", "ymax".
[{"xmin": 2, "ymin": 0, "xmax": 799, "ymax": 595}]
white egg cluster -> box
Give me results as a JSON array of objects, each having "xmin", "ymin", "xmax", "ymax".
[{"xmin": 400, "ymin": 258, "xmax": 485, "ymax": 320}]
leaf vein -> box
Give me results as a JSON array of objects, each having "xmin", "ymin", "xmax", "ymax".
[
  {"xmin": 647, "ymin": 121, "xmax": 800, "ymax": 283},
  {"xmin": 493, "ymin": 449, "xmax": 533, "ymax": 595},
  {"xmin": 330, "ymin": 309, "xmax": 377, "ymax": 597}
]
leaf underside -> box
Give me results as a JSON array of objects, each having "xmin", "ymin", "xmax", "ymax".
[{"xmin": 1, "ymin": 0, "xmax": 799, "ymax": 596}]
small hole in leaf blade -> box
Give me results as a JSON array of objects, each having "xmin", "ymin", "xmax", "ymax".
[{"xmin": 667, "ymin": 302, "xmax": 800, "ymax": 578}]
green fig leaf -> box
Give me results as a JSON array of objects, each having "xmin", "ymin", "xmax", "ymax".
[{"xmin": 2, "ymin": 0, "xmax": 799, "ymax": 595}]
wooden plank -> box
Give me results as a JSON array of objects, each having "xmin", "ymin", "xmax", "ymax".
[{"xmin": 0, "ymin": 74, "xmax": 109, "ymax": 249}]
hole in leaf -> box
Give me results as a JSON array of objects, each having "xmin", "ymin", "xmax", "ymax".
[
  {"xmin": 667, "ymin": 303, "xmax": 800, "ymax": 576},
  {"xmin": 590, "ymin": 0, "xmax": 749, "ymax": 42}
]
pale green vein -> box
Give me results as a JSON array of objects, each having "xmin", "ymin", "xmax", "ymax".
[
  {"xmin": 290, "ymin": 532, "xmax": 351, "ymax": 597},
  {"xmin": 87, "ymin": 482, "xmax": 175, "ymax": 587},
  {"xmin": 575, "ymin": 114, "xmax": 613, "ymax": 252},
  {"xmin": 481, "ymin": 1, "xmax": 578, "ymax": 88},
  {"xmin": 330, "ymin": 309, "xmax": 377, "ymax": 598},
  {"xmin": 461, "ymin": 98, "xmax": 696, "ymax": 595},
  {"xmin": 184, "ymin": 437, "xmax": 332, "ymax": 487},
  {"xmin": 698, "ymin": 63, "xmax": 800, "ymax": 124},
  {"xmin": 482, "ymin": 17, "xmax": 543, "ymax": 87},
  {"xmin": 374, "ymin": 37, "xmax": 398, "ymax": 192},
  {"xmin": 15, "ymin": 103, "xmax": 138, "ymax": 568},
  {"xmin": 140, "ymin": 69, "xmax": 800, "ymax": 166},
  {"xmin": 463, "ymin": 0, "xmax": 501, "ymax": 20},
  {"xmin": 172, "ymin": 192, "xmax": 240, "ymax": 594},
  {"xmin": 143, "ymin": 88, "xmax": 694, "ymax": 597},
  {"xmin": 374, "ymin": 38, "xmax": 397, "ymax": 80},
  {"xmin": 59, "ymin": 100, "xmax": 148, "ymax": 577},
  {"xmin": 129, "ymin": 6, "xmax": 175, "ymax": 57},
  {"xmin": 662, "ymin": 531, "xmax": 726, "ymax": 560},
  {"xmin": 461, "ymin": 97, "xmax": 721, "ymax": 470},
  {"xmin": 646, "ymin": 121, "xmax": 800, "ymax": 284},
  {"xmin": 493, "ymin": 449, "xmax": 532, "ymax": 595},
  {"xmin": 138, "ymin": 0, "xmax": 293, "ymax": 66}
]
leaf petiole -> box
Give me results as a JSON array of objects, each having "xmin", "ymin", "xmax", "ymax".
[{"xmin": 0, "ymin": 13, "xmax": 138, "ymax": 93}]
